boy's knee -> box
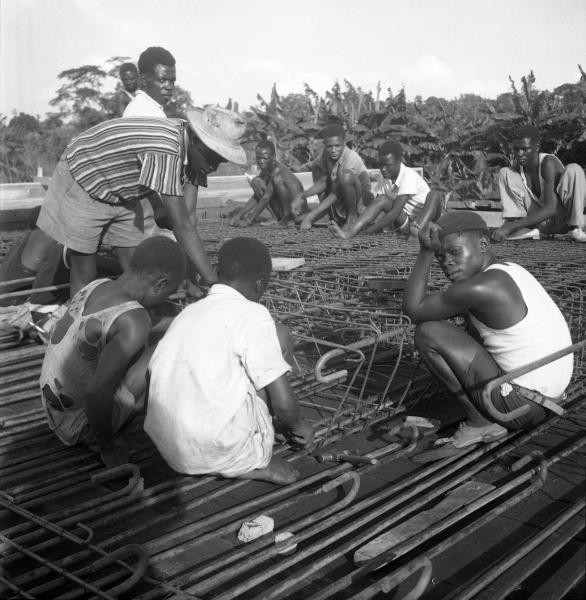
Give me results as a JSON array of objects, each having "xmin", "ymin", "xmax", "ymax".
[
  {"xmin": 414, "ymin": 321, "xmax": 447, "ymax": 348},
  {"xmin": 337, "ymin": 169, "xmax": 357, "ymax": 186},
  {"xmin": 251, "ymin": 177, "xmax": 267, "ymax": 196}
]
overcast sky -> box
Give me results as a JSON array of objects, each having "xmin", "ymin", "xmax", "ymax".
[{"xmin": 1, "ymin": 0, "xmax": 585, "ymax": 118}]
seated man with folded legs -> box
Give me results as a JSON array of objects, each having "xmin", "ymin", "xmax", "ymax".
[
  {"xmin": 492, "ymin": 125, "xmax": 586, "ymax": 242},
  {"xmin": 403, "ymin": 212, "xmax": 573, "ymax": 455},
  {"xmin": 231, "ymin": 141, "xmax": 307, "ymax": 227},
  {"xmin": 146, "ymin": 237, "xmax": 313, "ymax": 485},
  {"xmin": 329, "ymin": 140, "xmax": 443, "ymax": 239},
  {"xmin": 40, "ymin": 237, "xmax": 186, "ymax": 468},
  {"xmin": 292, "ymin": 124, "xmax": 373, "ymax": 230}
]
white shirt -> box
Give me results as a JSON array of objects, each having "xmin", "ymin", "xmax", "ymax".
[
  {"xmin": 373, "ymin": 164, "xmax": 430, "ymax": 216},
  {"xmin": 145, "ymin": 284, "xmax": 290, "ymax": 474},
  {"xmin": 123, "ymin": 90, "xmax": 166, "ymax": 118}
]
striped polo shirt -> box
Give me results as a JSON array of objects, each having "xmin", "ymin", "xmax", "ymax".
[{"xmin": 65, "ymin": 117, "xmax": 189, "ymax": 205}]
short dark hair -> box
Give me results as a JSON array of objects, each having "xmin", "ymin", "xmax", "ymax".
[
  {"xmin": 129, "ymin": 236, "xmax": 186, "ymax": 281},
  {"xmin": 320, "ymin": 123, "xmax": 346, "ymax": 140},
  {"xmin": 513, "ymin": 125, "xmax": 540, "ymax": 144},
  {"xmin": 138, "ymin": 47, "xmax": 176, "ymax": 76},
  {"xmin": 218, "ymin": 237, "xmax": 272, "ymax": 282},
  {"xmin": 119, "ymin": 62, "xmax": 137, "ymax": 76},
  {"xmin": 379, "ymin": 140, "xmax": 404, "ymax": 160},
  {"xmin": 256, "ymin": 140, "xmax": 276, "ymax": 155}
]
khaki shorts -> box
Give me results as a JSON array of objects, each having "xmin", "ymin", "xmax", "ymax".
[{"xmin": 37, "ymin": 158, "xmax": 145, "ymax": 253}]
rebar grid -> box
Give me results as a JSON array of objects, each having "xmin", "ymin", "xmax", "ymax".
[{"xmin": 1, "ymin": 222, "xmax": 585, "ymax": 598}]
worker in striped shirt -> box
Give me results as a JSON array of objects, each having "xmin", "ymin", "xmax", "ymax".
[{"xmin": 35, "ymin": 106, "xmax": 247, "ymax": 297}]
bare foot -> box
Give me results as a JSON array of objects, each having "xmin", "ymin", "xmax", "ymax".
[
  {"xmin": 299, "ymin": 218, "xmax": 313, "ymax": 231},
  {"xmin": 328, "ymin": 221, "xmax": 349, "ymax": 239},
  {"xmin": 239, "ymin": 457, "xmax": 299, "ymax": 485}
]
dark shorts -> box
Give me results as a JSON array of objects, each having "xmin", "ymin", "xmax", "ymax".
[{"xmin": 465, "ymin": 349, "xmax": 547, "ymax": 430}]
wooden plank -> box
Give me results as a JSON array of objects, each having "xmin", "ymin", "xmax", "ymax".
[{"xmin": 353, "ymin": 480, "xmax": 495, "ymax": 565}]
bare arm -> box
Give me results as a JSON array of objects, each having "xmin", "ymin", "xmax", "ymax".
[
  {"xmin": 160, "ymin": 194, "xmax": 217, "ymax": 285},
  {"xmin": 183, "ymin": 182, "xmax": 199, "ymax": 226},
  {"xmin": 299, "ymin": 192, "xmax": 338, "ymax": 229},
  {"xmin": 265, "ymin": 374, "xmax": 313, "ymax": 446},
  {"xmin": 84, "ymin": 309, "xmax": 150, "ymax": 452},
  {"xmin": 366, "ymin": 193, "xmax": 408, "ymax": 234},
  {"xmin": 244, "ymin": 180, "xmax": 275, "ymax": 222}
]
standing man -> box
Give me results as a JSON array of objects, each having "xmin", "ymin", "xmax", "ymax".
[
  {"xmin": 493, "ymin": 125, "xmax": 586, "ymax": 242},
  {"xmin": 115, "ymin": 62, "xmax": 138, "ymax": 117},
  {"xmin": 35, "ymin": 107, "xmax": 247, "ymax": 297},
  {"xmin": 123, "ymin": 47, "xmax": 175, "ymax": 118},
  {"xmin": 403, "ymin": 212, "xmax": 573, "ymax": 453}
]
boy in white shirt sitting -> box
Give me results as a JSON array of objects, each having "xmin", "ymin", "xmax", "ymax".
[
  {"xmin": 329, "ymin": 140, "xmax": 443, "ymax": 239},
  {"xmin": 145, "ymin": 237, "xmax": 313, "ymax": 485}
]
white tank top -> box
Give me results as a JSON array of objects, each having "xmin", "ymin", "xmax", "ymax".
[{"xmin": 468, "ymin": 262, "xmax": 573, "ymax": 397}]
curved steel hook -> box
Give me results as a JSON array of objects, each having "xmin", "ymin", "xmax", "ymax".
[
  {"xmin": 482, "ymin": 340, "xmax": 584, "ymax": 423},
  {"xmin": 91, "ymin": 463, "xmax": 141, "ymax": 498},
  {"xmin": 91, "ymin": 543, "xmax": 148, "ymax": 596},
  {"xmin": 315, "ymin": 346, "xmax": 365, "ymax": 384}
]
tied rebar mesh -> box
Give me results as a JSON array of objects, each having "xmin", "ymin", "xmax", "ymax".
[{"xmin": 1, "ymin": 221, "xmax": 585, "ymax": 598}]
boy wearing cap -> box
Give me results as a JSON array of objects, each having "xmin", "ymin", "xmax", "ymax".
[
  {"xmin": 230, "ymin": 140, "xmax": 307, "ymax": 227},
  {"xmin": 34, "ymin": 107, "xmax": 247, "ymax": 297},
  {"xmin": 329, "ymin": 140, "xmax": 443, "ymax": 239},
  {"xmin": 146, "ymin": 237, "xmax": 313, "ymax": 485},
  {"xmin": 403, "ymin": 211, "xmax": 573, "ymax": 452},
  {"xmin": 292, "ymin": 124, "xmax": 373, "ymax": 230}
]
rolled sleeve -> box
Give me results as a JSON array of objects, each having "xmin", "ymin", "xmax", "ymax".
[
  {"xmin": 138, "ymin": 152, "xmax": 184, "ymax": 196},
  {"xmin": 242, "ymin": 315, "xmax": 291, "ymax": 390}
]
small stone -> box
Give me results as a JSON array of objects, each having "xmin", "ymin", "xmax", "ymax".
[
  {"xmin": 275, "ymin": 531, "xmax": 297, "ymax": 555},
  {"xmin": 237, "ymin": 515, "xmax": 274, "ymax": 542}
]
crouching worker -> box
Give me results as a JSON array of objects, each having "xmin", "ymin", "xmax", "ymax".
[
  {"xmin": 292, "ymin": 124, "xmax": 373, "ymax": 230},
  {"xmin": 403, "ymin": 212, "xmax": 573, "ymax": 453},
  {"xmin": 230, "ymin": 141, "xmax": 307, "ymax": 227},
  {"xmin": 40, "ymin": 237, "xmax": 186, "ymax": 468},
  {"xmin": 146, "ymin": 237, "xmax": 314, "ymax": 484}
]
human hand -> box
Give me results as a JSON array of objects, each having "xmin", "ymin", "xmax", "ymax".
[
  {"xmin": 181, "ymin": 279, "xmax": 206, "ymax": 301},
  {"xmin": 289, "ymin": 421, "xmax": 314, "ymax": 447},
  {"xmin": 290, "ymin": 195, "xmax": 305, "ymax": 217},
  {"xmin": 418, "ymin": 222, "xmax": 441, "ymax": 252},
  {"xmin": 490, "ymin": 225, "xmax": 510, "ymax": 242},
  {"xmin": 100, "ymin": 439, "xmax": 130, "ymax": 469},
  {"xmin": 298, "ymin": 217, "xmax": 313, "ymax": 231}
]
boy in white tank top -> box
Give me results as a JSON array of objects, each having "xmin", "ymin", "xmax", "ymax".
[
  {"xmin": 494, "ymin": 124, "xmax": 585, "ymax": 242},
  {"xmin": 403, "ymin": 212, "xmax": 573, "ymax": 456}
]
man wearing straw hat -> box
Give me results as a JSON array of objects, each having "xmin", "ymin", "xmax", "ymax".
[{"xmin": 35, "ymin": 106, "xmax": 247, "ymax": 297}]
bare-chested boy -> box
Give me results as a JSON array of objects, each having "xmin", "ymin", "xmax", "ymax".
[
  {"xmin": 329, "ymin": 140, "xmax": 443, "ymax": 239},
  {"xmin": 146, "ymin": 237, "xmax": 314, "ymax": 485},
  {"xmin": 230, "ymin": 141, "xmax": 307, "ymax": 227},
  {"xmin": 493, "ymin": 125, "xmax": 586, "ymax": 242},
  {"xmin": 40, "ymin": 236, "xmax": 186, "ymax": 468},
  {"xmin": 291, "ymin": 124, "xmax": 373, "ymax": 230},
  {"xmin": 403, "ymin": 212, "xmax": 573, "ymax": 455}
]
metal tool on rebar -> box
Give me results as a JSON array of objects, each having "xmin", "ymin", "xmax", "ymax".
[{"xmin": 314, "ymin": 449, "xmax": 378, "ymax": 465}]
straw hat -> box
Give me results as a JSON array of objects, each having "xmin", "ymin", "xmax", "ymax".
[{"xmin": 186, "ymin": 106, "xmax": 247, "ymax": 166}]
